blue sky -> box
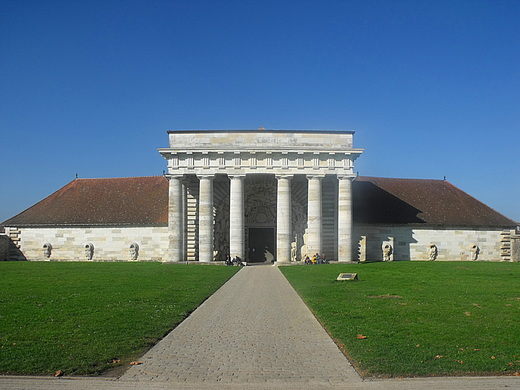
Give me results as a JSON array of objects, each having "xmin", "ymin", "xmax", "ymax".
[{"xmin": 1, "ymin": 0, "xmax": 519, "ymax": 222}]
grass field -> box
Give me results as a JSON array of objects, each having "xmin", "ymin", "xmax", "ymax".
[
  {"xmin": 0, "ymin": 262, "xmax": 238, "ymax": 375},
  {"xmin": 280, "ymin": 262, "xmax": 520, "ymax": 377}
]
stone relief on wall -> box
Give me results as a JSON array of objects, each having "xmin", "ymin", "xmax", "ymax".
[
  {"xmin": 299, "ymin": 229, "xmax": 309, "ymax": 260},
  {"xmin": 210, "ymin": 176, "xmax": 310, "ymax": 262},
  {"xmin": 130, "ymin": 242, "xmax": 139, "ymax": 260},
  {"xmin": 213, "ymin": 201, "xmax": 229, "ymax": 261},
  {"xmin": 84, "ymin": 243, "xmax": 94, "ymax": 260},
  {"xmin": 470, "ymin": 244, "xmax": 480, "ymax": 261},
  {"xmin": 382, "ymin": 243, "xmax": 393, "ymax": 261},
  {"xmin": 290, "ymin": 241, "xmax": 297, "ymax": 262},
  {"xmin": 291, "ymin": 179, "xmax": 307, "ymax": 261},
  {"xmin": 213, "ymin": 178, "xmax": 230, "ymax": 261},
  {"xmin": 358, "ymin": 236, "xmax": 367, "ymax": 262},
  {"xmin": 428, "ymin": 244, "xmax": 438, "ymax": 261},
  {"xmin": 43, "ymin": 243, "xmax": 52, "ymax": 259},
  {"xmin": 245, "ymin": 179, "xmax": 276, "ymax": 226},
  {"xmin": 292, "ymin": 203, "xmax": 307, "ymax": 261}
]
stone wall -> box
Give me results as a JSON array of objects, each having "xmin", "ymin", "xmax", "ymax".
[
  {"xmin": 354, "ymin": 225, "xmax": 506, "ymax": 262},
  {"xmin": 8, "ymin": 224, "xmax": 514, "ymax": 263},
  {"xmin": 511, "ymin": 232, "xmax": 520, "ymax": 262},
  {"xmin": 17, "ymin": 226, "xmax": 169, "ymax": 261}
]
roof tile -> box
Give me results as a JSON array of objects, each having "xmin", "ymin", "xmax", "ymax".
[{"xmin": 2, "ymin": 175, "xmax": 516, "ymax": 228}]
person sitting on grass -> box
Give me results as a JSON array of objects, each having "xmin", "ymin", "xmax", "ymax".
[
  {"xmin": 225, "ymin": 254, "xmax": 232, "ymax": 266},
  {"xmin": 311, "ymin": 253, "xmax": 318, "ymax": 264}
]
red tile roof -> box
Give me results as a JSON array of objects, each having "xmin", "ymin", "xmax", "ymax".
[
  {"xmin": 353, "ymin": 176, "xmax": 516, "ymax": 227},
  {"xmin": 2, "ymin": 175, "xmax": 516, "ymax": 228},
  {"xmin": 2, "ymin": 177, "xmax": 169, "ymax": 227}
]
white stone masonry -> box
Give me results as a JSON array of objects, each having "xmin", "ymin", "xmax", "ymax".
[{"xmin": 276, "ymin": 175, "xmax": 292, "ymax": 263}]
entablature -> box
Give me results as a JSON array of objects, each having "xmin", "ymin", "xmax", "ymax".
[{"xmin": 159, "ymin": 149, "xmax": 362, "ymax": 176}]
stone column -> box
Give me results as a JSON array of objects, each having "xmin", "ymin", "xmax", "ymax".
[
  {"xmin": 307, "ymin": 175, "xmax": 324, "ymax": 256},
  {"xmin": 229, "ymin": 175, "xmax": 245, "ymax": 260},
  {"xmin": 167, "ymin": 175, "xmax": 183, "ymax": 262},
  {"xmin": 198, "ymin": 175, "xmax": 214, "ymax": 262},
  {"xmin": 276, "ymin": 175, "xmax": 292, "ymax": 263},
  {"xmin": 338, "ymin": 175, "xmax": 354, "ymax": 262}
]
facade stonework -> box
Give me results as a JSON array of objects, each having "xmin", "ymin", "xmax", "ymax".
[
  {"xmin": 16, "ymin": 227, "xmax": 168, "ymax": 261},
  {"xmin": 161, "ymin": 130, "xmax": 359, "ymax": 263},
  {"xmin": 354, "ymin": 226, "xmax": 510, "ymax": 262},
  {"xmin": 1, "ymin": 130, "xmax": 518, "ymax": 262}
]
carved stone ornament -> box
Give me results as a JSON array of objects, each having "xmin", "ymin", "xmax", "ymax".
[
  {"xmin": 290, "ymin": 179, "xmax": 307, "ymax": 261},
  {"xmin": 470, "ymin": 244, "xmax": 480, "ymax": 261},
  {"xmin": 382, "ymin": 243, "xmax": 393, "ymax": 262},
  {"xmin": 300, "ymin": 228, "xmax": 309, "ymax": 260},
  {"xmin": 428, "ymin": 244, "xmax": 438, "ymax": 261},
  {"xmin": 290, "ymin": 240, "xmax": 297, "ymax": 262},
  {"xmin": 245, "ymin": 179, "xmax": 276, "ymax": 226},
  {"xmin": 213, "ymin": 190, "xmax": 230, "ymax": 261},
  {"xmin": 84, "ymin": 243, "xmax": 94, "ymax": 260},
  {"xmin": 129, "ymin": 242, "xmax": 139, "ymax": 261},
  {"xmin": 43, "ymin": 243, "xmax": 52, "ymax": 259}
]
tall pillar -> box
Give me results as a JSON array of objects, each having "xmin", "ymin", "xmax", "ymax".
[
  {"xmin": 307, "ymin": 175, "xmax": 323, "ymax": 256},
  {"xmin": 229, "ymin": 175, "xmax": 245, "ymax": 260},
  {"xmin": 167, "ymin": 175, "xmax": 183, "ymax": 262},
  {"xmin": 198, "ymin": 175, "xmax": 214, "ymax": 262},
  {"xmin": 338, "ymin": 175, "xmax": 354, "ymax": 262},
  {"xmin": 276, "ymin": 175, "xmax": 292, "ymax": 263}
]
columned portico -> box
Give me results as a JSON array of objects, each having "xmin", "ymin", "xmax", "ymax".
[
  {"xmin": 198, "ymin": 175, "xmax": 214, "ymax": 262},
  {"xmin": 307, "ymin": 175, "xmax": 324, "ymax": 256},
  {"xmin": 160, "ymin": 130, "xmax": 363, "ymax": 262},
  {"xmin": 338, "ymin": 175, "xmax": 354, "ymax": 262},
  {"xmin": 229, "ymin": 175, "xmax": 245, "ymax": 260},
  {"xmin": 276, "ymin": 175, "xmax": 292, "ymax": 263}
]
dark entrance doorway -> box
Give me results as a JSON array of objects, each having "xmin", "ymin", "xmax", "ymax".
[{"xmin": 248, "ymin": 228, "xmax": 275, "ymax": 262}]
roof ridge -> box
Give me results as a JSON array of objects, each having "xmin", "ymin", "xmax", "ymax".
[
  {"xmin": 75, "ymin": 175, "xmax": 164, "ymax": 180},
  {"xmin": 357, "ymin": 175, "xmax": 445, "ymax": 182}
]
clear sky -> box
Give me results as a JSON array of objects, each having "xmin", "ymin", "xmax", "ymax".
[{"xmin": 1, "ymin": 0, "xmax": 519, "ymax": 223}]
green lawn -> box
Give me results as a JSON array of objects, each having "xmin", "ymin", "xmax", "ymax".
[
  {"xmin": 280, "ymin": 262, "xmax": 520, "ymax": 377},
  {"xmin": 0, "ymin": 262, "xmax": 238, "ymax": 375}
]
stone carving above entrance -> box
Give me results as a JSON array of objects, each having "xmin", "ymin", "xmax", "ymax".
[{"xmin": 245, "ymin": 177, "xmax": 276, "ymax": 227}]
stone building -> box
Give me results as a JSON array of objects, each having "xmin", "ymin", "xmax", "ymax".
[{"xmin": 1, "ymin": 130, "xmax": 519, "ymax": 262}]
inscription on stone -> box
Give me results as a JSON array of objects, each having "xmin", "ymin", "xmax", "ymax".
[{"xmin": 336, "ymin": 273, "xmax": 358, "ymax": 281}]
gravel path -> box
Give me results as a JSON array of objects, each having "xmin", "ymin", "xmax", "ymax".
[{"xmin": 120, "ymin": 265, "xmax": 359, "ymax": 385}]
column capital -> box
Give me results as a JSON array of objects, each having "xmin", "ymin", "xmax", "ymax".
[
  {"xmin": 228, "ymin": 174, "xmax": 246, "ymax": 179},
  {"xmin": 337, "ymin": 174, "xmax": 356, "ymax": 181},
  {"xmin": 197, "ymin": 174, "xmax": 215, "ymax": 180},
  {"xmin": 306, "ymin": 174, "xmax": 326, "ymax": 180},
  {"xmin": 275, "ymin": 174, "xmax": 293, "ymax": 180},
  {"xmin": 164, "ymin": 174, "xmax": 184, "ymax": 180}
]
